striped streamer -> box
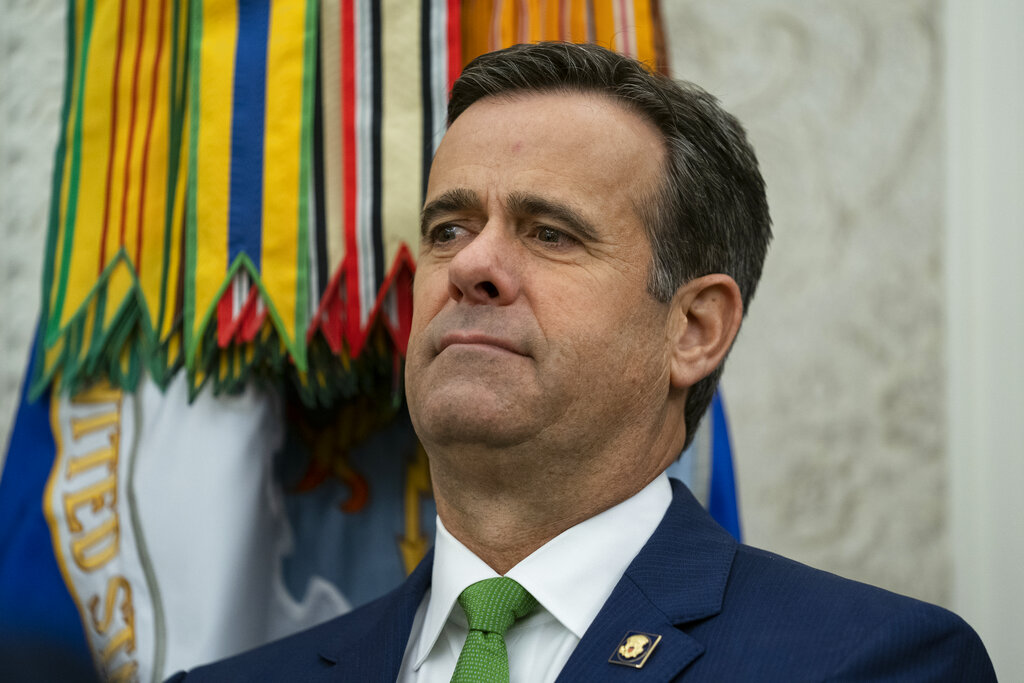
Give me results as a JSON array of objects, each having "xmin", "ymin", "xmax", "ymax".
[
  {"xmin": 34, "ymin": 0, "xmax": 668, "ymax": 405},
  {"xmin": 310, "ymin": 0, "xmax": 459, "ymax": 368},
  {"xmin": 33, "ymin": 0, "xmax": 190, "ymax": 398},
  {"xmin": 460, "ymin": 0, "xmax": 662, "ymax": 66},
  {"xmin": 185, "ymin": 0, "xmax": 317, "ymax": 396}
]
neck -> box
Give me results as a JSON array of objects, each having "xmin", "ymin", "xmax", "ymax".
[{"xmin": 427, "ymin": 417, "xmax": 685, "ymax": 574}]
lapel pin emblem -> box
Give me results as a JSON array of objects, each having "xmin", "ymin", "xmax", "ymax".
[{"xmin": 609, "ymin": 631, "xmax": 662, "ymax": 668}]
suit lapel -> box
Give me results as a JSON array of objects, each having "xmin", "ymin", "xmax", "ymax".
[
  {"xmin": 556, "ymin": 480, "xmax": 738, "ymax": 682},
  {"xmin": 555, "ymin": 577, "xmax": 704, "ymax": 682},
  {"xmin": 303, "ymin": 481, "xmax": 735, "ymax": 681},
  {"xmin": 315, "ymin": 548, "xmax": 434, "ymax": 680}
]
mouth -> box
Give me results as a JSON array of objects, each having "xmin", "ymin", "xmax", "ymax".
[{"xmin": 437, "ymin": 331, "xmax": 528, "ymax": 357}]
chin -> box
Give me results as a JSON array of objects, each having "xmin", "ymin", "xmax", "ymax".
[{"xmin": 409, "ymin": 388, "xmax": 537, "ymax": 450}]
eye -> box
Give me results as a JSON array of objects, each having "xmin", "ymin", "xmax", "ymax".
[
  {"xmin": 534, "ymin": 226, "xmax": 578, "ymax": 247},
  {"xmin": 537, "ymin": 227, "xmax": 562, "ymax": 243},
  {"xmin": 427, "ymin": 223, "xmax": 463, "ymax": 244}
]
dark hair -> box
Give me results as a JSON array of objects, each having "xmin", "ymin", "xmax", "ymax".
[{"xmin": 448, "ymin": 42, "xmax": 772, "ymax": 449}]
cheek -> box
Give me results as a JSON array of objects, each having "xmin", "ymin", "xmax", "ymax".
[
  {"xmin": 410, "ymin": 269, "xmax": 448, "ymax": 331},
  {"xmin": 539, "ymin": 283, "xmax": 649, "ymax": 363},
  {"xmin": 581, "ymin": 296, "xmax": 669, "ymax": 380}
]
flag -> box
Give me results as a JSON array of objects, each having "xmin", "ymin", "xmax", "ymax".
[{"xmin": 0, "ymin": 341, "xmax": 97, "ymax": 681}]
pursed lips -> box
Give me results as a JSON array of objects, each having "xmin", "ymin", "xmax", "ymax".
[{"xmin": 437, "ymin": 331, "xmax": 528, "ymax": 357}]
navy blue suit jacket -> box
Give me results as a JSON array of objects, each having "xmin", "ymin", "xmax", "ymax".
[{"xmin": 171, "ymin": 480, "xmax": 995, "ymax": 681}]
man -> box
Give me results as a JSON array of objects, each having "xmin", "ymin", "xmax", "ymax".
[{"xmin": 172, "ymin": 42, "xmax": 994, "ymax": 681}]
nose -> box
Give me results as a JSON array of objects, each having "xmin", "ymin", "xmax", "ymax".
[{"xmin": 447, "ymin": 225, "xmax": 521, "ymax": 305}]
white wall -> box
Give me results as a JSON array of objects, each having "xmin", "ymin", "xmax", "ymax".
[
  {"xmin": 0, "ymin": 1, "xmax": 64, "ymax": 462},
  {"xmin": 665, "ymin": 0, "xmax": 952, "ymax": 605},
  {"xmin": 946, "ymin": 1, "xmax": 1024, "ymax": 679}
]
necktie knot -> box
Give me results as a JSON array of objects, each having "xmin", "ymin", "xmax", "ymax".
[
  {"xmin": 451, "ymin": 577, "xmax": 538, "ymax": 682},
  {"xmin": 458, "ymin": 577, "xmax": 538, "ymax": 635}
]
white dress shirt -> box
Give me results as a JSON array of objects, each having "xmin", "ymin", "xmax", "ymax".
[{"xmin": 397, "ymin": 473, "xmax": 672, "ymax": 682}]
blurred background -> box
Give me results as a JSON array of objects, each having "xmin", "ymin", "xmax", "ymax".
[{"xmin": 2, "ymin": 0, "xmax": 1021, "ymax": 679}]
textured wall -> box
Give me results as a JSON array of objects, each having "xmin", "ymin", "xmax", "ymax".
[
  {"xmin": 0, "ymin": 3, "xmax": 948, "ymax": 604},
  {"xmin": 662, "ymin": 0, "xmax": 948, "ymax": 605},
  {"xmin": 0, "ymin": 1, "xmax": 65, "ymax": 462}
]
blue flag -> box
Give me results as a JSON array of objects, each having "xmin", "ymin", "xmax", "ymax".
[{"xmin": 0, "ymin": 340, "xmax": 98, "ymax": 681}]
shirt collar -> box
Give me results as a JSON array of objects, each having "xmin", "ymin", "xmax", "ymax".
[
  {"xmin": 506, "ymin": 473, "xmax": 672, "ymax": 638},
  {"xmin": 412, "ymin": 473, "xmax": 672, "ymax": 668},
  {"xmin": 413, "ymin": 517, "xmax": 501, "ymax": 668}
]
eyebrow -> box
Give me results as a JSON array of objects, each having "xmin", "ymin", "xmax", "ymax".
[
  {"xmin": 419, "ymin": 188, "xmax": 600, "ymax": 242},
  {"xmin": 420, "ymin": 188, "xmax": 482, "ymax": 237},
  {"xmin": 505, "ymin": 191, "xmax": 599, "ymax": 242}
]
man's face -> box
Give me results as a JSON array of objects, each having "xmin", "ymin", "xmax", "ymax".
[{"xmin": 405, "ymin": 92, "xmax": 674, "ymax": 458}]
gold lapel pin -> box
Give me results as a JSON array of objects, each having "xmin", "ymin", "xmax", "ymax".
[{"xmin": 608, "ymin": 631, "xmax": 663, "ymax": 669}]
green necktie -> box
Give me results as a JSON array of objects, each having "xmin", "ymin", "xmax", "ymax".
[{"xmin": 451, "ymin": 577, "xmax": 539, "ymax": 683}]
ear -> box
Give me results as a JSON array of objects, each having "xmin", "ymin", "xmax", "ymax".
[{"xmin": 666, "ymin": 274, "xmax": 744, "ymax": 389}]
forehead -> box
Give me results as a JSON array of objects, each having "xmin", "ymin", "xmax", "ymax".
[{"xmin": 426, "ymin": 91, "xmax": 665, "ymax": 223}]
